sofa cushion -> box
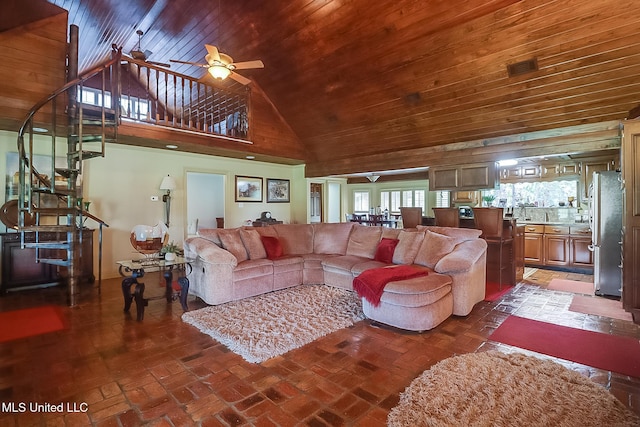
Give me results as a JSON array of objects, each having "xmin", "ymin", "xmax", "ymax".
[
  {"xmin": 218, "ymin": 229, "xmax": 248, "ymax": 262},
  {"xmin": 322, "ymin": 255, "xmax": 370, "ymax": 272},
  {"xmin": 374, "ymin": 238, "xmax": 399, "ymax": 263},
  {"xmin": 351, "ymin": 259, "xmax": 391, "ymax": 275},
  {"xmin": 197, "ymin": 228, "xmax": 222, "ymax": 246},
  {"xmin": 313, "ymin": 222, "xmax": 354, "ymax": 254},
  {"xmin": 392, "ymin": 230, "xmax": 424, "ymax": 265},
  {"xmin": 233, "ymin": 259, "xmax": 273, "ymax": 281},
  {"xmin": 414, "ymin": 230, "xmax": 459, "ymax": 269},
  {"xmin": 260, "ymin": 236, "xmax": 284, "ymax": 260},
  {"xmin": 417, "ymin": 226, "xmax": 482, "ymax": 244},
  {"xmin": 240, "ymin": 229, "xmax": 267, "ymax": 260},
  {"xmin": 273, "ymin": 224, "xmax": 314, "ymax": 255},
  {"xmin": 346, "ymin": 225, "xmax": 382, "ymax": 259},
  {"xmin": 381, "ymin": 227, "xmax": 401, "ymax": 240}
]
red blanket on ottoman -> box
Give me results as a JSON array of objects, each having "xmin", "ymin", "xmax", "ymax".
[{"xmin": 353, "ymin": 265, "xmax": 429, "ymax": 307}]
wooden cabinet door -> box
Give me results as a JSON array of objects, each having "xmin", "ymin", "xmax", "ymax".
[
  {"xmin": 544, "ymin": 234, "xmax": 569, "ymax": 266},
  {"xmin": 571, "ymin": 237, "xmax": 593, "ymax": 267},
  {"xmin": 524, "ymin": 233, "xmax": 543, "ymax": 264},
  {"xmin": 581, "ymin": 156, "xmax": 617, "ymax": 198}
]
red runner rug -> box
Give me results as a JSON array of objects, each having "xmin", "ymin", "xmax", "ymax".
[
  {"xmin": 569, "ymin": 295, "xmax": 633, "ymax": 322},
  {"xmin": 489, "ymin": 315, "xmax": 640, "ymax": 378},
  {"xmin": 353, "ymin": 265, "xmax": 429, "ymax": 307},
  {"xmin": 547, "ymin": 278, "xmax": 593, "ymax": 294},
  {"xmin": 484, "ymin": 282, "xmax": 514, "ymax": 302},
  {"xmin": 0, "ymin": 306, "xmax": 67, "ymax": 343}
]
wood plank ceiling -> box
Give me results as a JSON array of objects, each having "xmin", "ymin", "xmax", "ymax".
[{"xmin": 14, "ymin": 0, "xmax": 640, "ymax": 176}]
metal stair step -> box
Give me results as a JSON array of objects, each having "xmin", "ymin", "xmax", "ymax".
[
  {"xmin": 24, "ymin": 241, "xmax": 69, "ymax": 250},
  {"xmin": 55, "ymin": 168, "xmax": 79, "ymax": 178},
  {"xmin": 69, "ymin": 150, "xmax": 104, "ymax": 160},
  {"xmin": 37, "ymin": 258, "xmax": 70, "ymax": 267},
  {"xmin": 22, "ymin": 225, "xmax": 76, "ymax": 232}
]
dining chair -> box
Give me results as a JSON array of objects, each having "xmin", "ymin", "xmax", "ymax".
[
  {"xmin": 399, "ymin": 207, "xmax": 423, "ymax": 229},
  {"xmin": 351, "ymin": 214, "xmax": 365, "ymax": 224},
  {"xmin": 432, "ymin": 208, "xmax": 460, "ymax": 228},
  {"xmin": 368, "ymin": 214, "xmax": 384, "ymax": 226},
  {"xmin": 472, "ymin": 207, "xmax": 513, "ymax": 288}
]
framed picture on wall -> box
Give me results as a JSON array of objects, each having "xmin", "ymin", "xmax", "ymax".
[
  {"xmin": 235, "ymin": 175, "xmax": 262, "ymax": 202},
  {"xmin": 266, "ymin": 178, "xmax": 290, "ymax": 203}
]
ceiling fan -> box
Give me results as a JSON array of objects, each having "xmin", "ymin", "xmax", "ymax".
[
  {"xmin": 170, "ymin": 45, "xmax": 264, "ymax": 85},
  {"xmin": 126, "ymin": 30, "xmax": 171, "ymax": 68}
]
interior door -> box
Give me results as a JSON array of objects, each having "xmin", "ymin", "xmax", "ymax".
[{"xmin": 310, "ymin": 183, "xmax": 323, "ymax": 223}]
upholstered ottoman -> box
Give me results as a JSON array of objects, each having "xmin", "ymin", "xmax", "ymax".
[{"xmin": 361, "ymin": 272, "xmax": 453, "ymax": 332}]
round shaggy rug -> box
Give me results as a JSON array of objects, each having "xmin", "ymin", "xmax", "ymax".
[{"xmin": 387, "ymin": 351, "xmax": 640, "ymax": 427}]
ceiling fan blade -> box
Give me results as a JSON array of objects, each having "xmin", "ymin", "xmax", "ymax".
[
  {"xmin": 205, "ymin": 44, "xmax": 221, "ymax": 62},
  {"xmin": 228, "ymin": 71, "xmax": 252, "ymax": 85},
  {"xmin": 169, "ymin": 59, "xmax": 209, "ymax": 67},
  {"xmin": 232, "ymin": 60, "xmax": 265, "ymax": 70}
]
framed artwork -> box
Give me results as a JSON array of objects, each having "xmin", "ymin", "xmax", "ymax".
[
  {"xmin": 267, "ymin": 178, "xmax": 290, "ymax": 203},
  {"xmin": 235, "ymin": 175, "xmax": 263, "ymax": 202}
]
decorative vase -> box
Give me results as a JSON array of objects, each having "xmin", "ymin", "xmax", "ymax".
[{"xmin": 165, "ymin": 252, "xmax": 176, "ymax": 261}]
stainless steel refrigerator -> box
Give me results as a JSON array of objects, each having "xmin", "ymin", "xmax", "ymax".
[{"xmin": 589, "ymin": 170, "xmax": 622, "ymax": 297}]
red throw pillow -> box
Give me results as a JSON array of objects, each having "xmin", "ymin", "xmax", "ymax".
[
  {"xmin": 260, "ymin": 236, "xmax": 284, "ymax": 260},
  {"xmin": 374, "ymin": 238, "xmax": 399, "ymax": 264}
]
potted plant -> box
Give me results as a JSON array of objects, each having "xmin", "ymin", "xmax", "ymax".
[
  {"xmin": 161, "ymin": 241, "xmax": 180, "ymax": 261},
  {"xmin": 482, "ymin": 195, "xmax": 496, "ymax": 207}
]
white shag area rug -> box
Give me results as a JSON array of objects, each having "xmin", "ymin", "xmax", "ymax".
[
  {"xmin": 388, "ymin": 351, "xmax": 640, "ymax": 427},
  {"xmin": 182, "ymin": 284, "xmax": 364, "ymax": 363}
]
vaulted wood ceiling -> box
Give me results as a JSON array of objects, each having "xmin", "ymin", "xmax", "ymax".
[{"xmin": 6, "ymin": 0, "xmax": 640, "ymax": 177}]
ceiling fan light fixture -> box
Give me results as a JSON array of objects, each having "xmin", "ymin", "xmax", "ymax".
[{"xmin": 209, "ymin": 65, "xmax": 231, "ymax": 80}]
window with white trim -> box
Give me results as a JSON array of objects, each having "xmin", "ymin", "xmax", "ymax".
[
  {"xmin": 436, "ymin": 191, "xmax": 450, "ymax": 207},
  {"xmin": 381, "ymin": 189, "xmax": 426, "ymax": 214},
  {"xmin": 353, "ymin": 190, "xmax": 370, "ymax": 213}
]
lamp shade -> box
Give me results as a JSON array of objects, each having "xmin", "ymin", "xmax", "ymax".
[{"xmin": 160, "ymin": 175, "xmax": 176, "ymax": 191}]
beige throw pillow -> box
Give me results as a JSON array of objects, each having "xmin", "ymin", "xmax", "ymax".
[
  {"xmin": 239, "ymin": 229, "xmax": 267, "ymax": 260},
  {"xmin": 217, "ymin": 229, "xmax": 249, "ymax": 262},
  {"xmin": 414, "ymin": 230, "xmax": 458, "ymax": 269},
  {"xmin": 392, "ymin": 230, "xmax": 424, "ymax": 265}
]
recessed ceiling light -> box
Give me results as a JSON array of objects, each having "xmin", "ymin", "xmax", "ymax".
[
  {"xmin": 498, "ymin": 159, "xmax": 518, "ymax": 166},
  {"xmin": 246, "ymin": 155, "xmax": 255, "ymax": 160},
  {"xmin": 33, "ymin": 127, "xmax": 48, "ymax": 133},
  {"xmin": 166, "ymin": 144, "xmax": 178, "ymax": 149}
]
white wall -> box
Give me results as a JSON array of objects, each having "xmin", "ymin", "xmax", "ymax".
[{"xmin": 0, "ymin": 131, "xmax": 306, "ymax": 278}]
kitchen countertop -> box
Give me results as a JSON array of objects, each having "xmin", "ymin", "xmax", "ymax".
[{"xmin": 516, "ymin": 220, "xmax": 590, "ymax": 227}]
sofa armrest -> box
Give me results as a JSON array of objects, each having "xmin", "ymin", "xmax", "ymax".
[
  {"xmin": 184, "ymin": 237, "xmax": 238, "ymax": 267},
  {"xmin": 434, "ymin": 239, "xmax": 487, "ymax": 274}
]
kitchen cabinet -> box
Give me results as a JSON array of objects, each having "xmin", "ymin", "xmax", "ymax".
[
  {"xmin": 581, "ymin": 155, "xmax": 619, "ymax": 198},
  {"xmin": 429, "ymin": 162, "xmax": 499, "ymax": 191},
  {"xmin": 544, "ymin": 225, "xmax": 570, "ymax": 266},
  {"xmin": 500, "ymin": 164, "xmax": 540, "ymax": 182},
  {"xmin": 452, "ymin": 191, "xmax": 478, "ymax": 204},
  {"xmin": 522, "ymin": 223, "xmax": 593, "ymax": 269},
  {"xmin": 523, "ymin": 224, "xmax": 544, "ymax": 264},
  {"xmin": 569, "ymin": 225, "xmax": 592, "ymax": 267},
  {"xmin": 540, "ymin": 162, "xmax": 580, "ymax": 180}
]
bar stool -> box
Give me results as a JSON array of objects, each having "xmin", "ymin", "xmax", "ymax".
[
  {"xmin": 432, "ymin": 208, "xmax": 460, "ymax": 228},
  {"xmin": 399, "ymin": 207, "xmax": 423, "ymax": 229},
  {"xmin": 472, "ymin": 207, "xmax": 513, "ymax": 288}
]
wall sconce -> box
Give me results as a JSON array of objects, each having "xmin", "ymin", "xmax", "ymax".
[{"xmin": 160, "ymin": 174, "xmax": 177, "ymax": 227}]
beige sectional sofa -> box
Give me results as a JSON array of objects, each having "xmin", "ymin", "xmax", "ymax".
[{"xmin": 183, "ymin": 222, "xmax": 487, "ymax": 330}]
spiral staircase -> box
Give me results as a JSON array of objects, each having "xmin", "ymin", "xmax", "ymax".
[{"xmin": 14, "ymin": 48, "xmax": 119, "ymax": 305}]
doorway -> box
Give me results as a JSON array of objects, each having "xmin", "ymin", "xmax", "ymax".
[
  {"xmin": 186, "ymin": 171, "xmax": 225, "ymax": 234},
  {"xmin": 310, "ymin": 183, "xmax": 323, "ymax": 223}
]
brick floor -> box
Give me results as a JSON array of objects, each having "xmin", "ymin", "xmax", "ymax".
[{"xmin": 0, "ymin": 268, "xmax": 638, "ymax": 426}]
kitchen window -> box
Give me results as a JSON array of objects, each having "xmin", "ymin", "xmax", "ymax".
[{"xmin": 483, "ymin": 181, "xmax": 579, "ymax": 207}]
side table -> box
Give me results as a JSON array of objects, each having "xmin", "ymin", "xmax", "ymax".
[{"xmin": 117, "ymin": 257, "xmax": 193, "ymax": 321}]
